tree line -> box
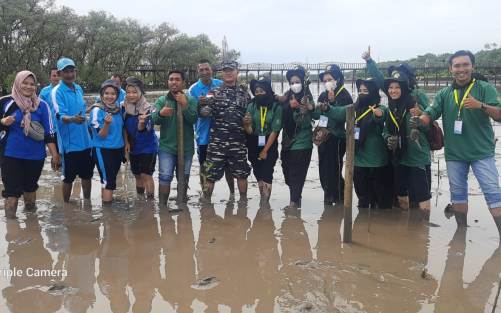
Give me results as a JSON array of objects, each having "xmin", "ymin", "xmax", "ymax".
[{"xmin": 0, "ymin": 0, "xmax": 239, "ymax": 94}]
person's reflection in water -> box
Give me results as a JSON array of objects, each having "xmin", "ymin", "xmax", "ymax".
[
  {"xmin": 157, "ymin": 204, "xmax": 196, "ymax": 313},
  {"xmin": 2, "ymin": 214, "xmax": 63, "ymax": 313},
  {"xmin": 435, "ymin": 228, "xmax": 501, "ymax": 312},
  {"xmin": 60, "ymin": 205, "xmax": 100, "ymax": 313},
  {"xmin": 97, "ymin": 210, "xmax": 130, "ymax": 313},
  {"xmin": 243, "ymin": 201, "xmax": 280, "ymax": 312},
  {"xmin": 343, "ymin": 208, "xmax": 437, "ymax": 312},
  {"xmin": 127, "ymin": 203, "xmax": 161, "ymax": 313},
  {"xmin": 316, "ymin": 204, "xmax": 343, "ymax": 262},
  {"xmin": 196, "ymin": 199, "xmax": 253, "ymax": 311}
]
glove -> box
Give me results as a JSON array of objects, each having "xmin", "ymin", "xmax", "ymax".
[
  {"xmin": 387, "ymin": 135, "xmax": 399, "ymax": 151},
  {"xmin": 408, "ymin": 116, "xmax": 421, "ymax": 129}
]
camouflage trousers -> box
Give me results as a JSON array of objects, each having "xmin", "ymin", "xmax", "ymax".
[{"xmin": 204, "ymin": 137, "xmax": 251, "ymax": 182}]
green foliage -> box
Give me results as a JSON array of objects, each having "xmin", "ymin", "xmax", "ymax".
[{"xmin": 0, "ymin": 0, "xmax": 233, "ymax": 93}]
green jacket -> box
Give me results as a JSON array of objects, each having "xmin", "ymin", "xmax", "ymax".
[
  {"xmin": 246, "ymin": 101, "xmax": 282, "ymax": 136},
  {"xmin": 383, "ymin": 104, "xmax": 431, "ymax": 167},
  {"xmin": 425, "ymin": 79, "xmax": 501, "ymax": 161},
  {"xmin": 355, "ymin": 105, "xmax": 389, "ymax": 167},
  {"xmin": 315, "ymin": 88, "xmax": 353, "ymax": 138},
  {"xmin": 366, "ymin": 59, "xmax": 429, "ymax": 110},
  {"xmin": 152, "ymin": 93, "xmax": 198, "ymax": 156}
]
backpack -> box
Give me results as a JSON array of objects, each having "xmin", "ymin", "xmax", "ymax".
[{"xmin": 427, "ymin": 120, "xmax": 444, "ymax": 151}]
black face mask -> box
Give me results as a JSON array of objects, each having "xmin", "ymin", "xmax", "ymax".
[
  {"xmin": 255, "ymin": 94, "xmax": 272, "ymax": 106},
  {"xmin": 357, "ymin": 94, "xmax": 372, "ymax": 106}
]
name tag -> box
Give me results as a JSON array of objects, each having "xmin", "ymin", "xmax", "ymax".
[
  {"xmin": 258, "ymin": 135, "xmax": 266, "ymax": 147},
  {"xmin": 319, "ymin": 115, "xmax": 328, "ymax": 128},
  {"xmin": 454, "ymin": 120, "xmax": 463, "ymax": 135},
  {"xmin": 354, "ymin": 127, "xmax": 360, "ymax": 140}
]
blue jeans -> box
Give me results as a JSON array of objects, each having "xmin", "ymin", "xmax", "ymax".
[
  {"xmin": 446, "ymin": 156, "xmax": 501, "ymax": 209},
  {"xmin": 158, "ymin": 150, "xmax": 193, "ymax": 185}
]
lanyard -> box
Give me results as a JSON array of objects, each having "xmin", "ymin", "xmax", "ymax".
[
  {"xmin": 355, "ymin": 107, "xmax": 373, "ymax": 123},
  {"xmin": 335, "ymin": 85, "xmax": 345, "ymax": 98},
  {"xmin": 389, "ymin": 109, "xmax": 404, "ymax": 131},
  {"xmin": 260, "ymin": 106, "xmax": 268, "ymax": 132},
  {"xmin": 453, "ymin": 79, "xmax": 476, "ymax": 117}
]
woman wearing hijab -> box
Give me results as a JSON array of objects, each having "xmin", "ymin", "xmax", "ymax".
[
  {"xmin": 89, "ymin": 79, "xmax": 126, "ymax": 204},
  {"xmin": 383, "ymin": 71, "xmax": 431, "ymax": 219},
  {"xmin": 280, "ymin": 66, "xmax": 318, "ymax": 208},
  {"xmin": 352, "ymin": 78, "xmax": 392, "ymax": 209},
  {"xmin": 362, "ymin": 48, "xmax": 429, "ymax": 110},
  {"xmin": 0, "ymin": 71, "xmax": 60, "ymax": 218},
  {"xmin": 316, "ymin": 64, "xmax": 353, "ymax": 205},
  {"xmin": 243, "ymin": 75, "xmax": 282, "ymax": 201},
  {"xmin": 123, "ymin": 77, "xmax": 158, "ymax": 199}
]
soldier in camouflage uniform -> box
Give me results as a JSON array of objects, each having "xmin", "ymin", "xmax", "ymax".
[{"xmin": 200, "ymin": 61, "xmax": 251, "ymax": 201}]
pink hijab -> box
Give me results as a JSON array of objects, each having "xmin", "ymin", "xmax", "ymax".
[{"xmin": 11, "ymin": 71, "xmax": 40, "ymax": 136}]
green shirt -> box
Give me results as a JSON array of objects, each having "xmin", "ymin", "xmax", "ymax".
[
  {"xmin": 355, "ymin": 106, "xmax": 389, "ymax": 167},
  {"xmin": 383, "ymin": 104, "xmax": 431, "ymax": 167},
  {"xmin": 152, "ymin": 93, "xmax": 198, "ymax": 156},
  {"xmin": 366, "ymin": 59, "xmax": 429, "ymax": 110},
  {"xmin": 289, "ymin": 108, "xmax": 319, "ymax": 150},
  {"xmin": 425, "ymin": 80, "xmax": 501, "ymax": 161},
  {"xmin": 246, "ymin": 101, "xmax": 282, "ymax": 136}
]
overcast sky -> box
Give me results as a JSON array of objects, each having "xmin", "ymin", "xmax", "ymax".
[{"xmin": 55, "ymin": 0, "xmax": 500, "ymax": 64}]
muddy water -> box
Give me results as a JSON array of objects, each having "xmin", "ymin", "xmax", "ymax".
[{"xmin": 0, "ymin": 124, "xmax": 500, "ymax": 312}]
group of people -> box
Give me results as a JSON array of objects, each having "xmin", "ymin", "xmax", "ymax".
[{"xmin": 1, "ymin": 50, "xmax": 500, "ymax": 235}]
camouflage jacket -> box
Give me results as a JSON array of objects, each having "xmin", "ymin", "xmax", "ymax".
[{"xmin": 208, "ymin": 84, "xmax": 251, "ymax": 141}]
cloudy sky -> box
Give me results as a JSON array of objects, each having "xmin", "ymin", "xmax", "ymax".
[{"xmin": 55, "ymin": 0, "xmax": 500, "ymax": 64}]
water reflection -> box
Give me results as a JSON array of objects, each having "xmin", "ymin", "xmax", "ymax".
[{"xmin": 0, "ymin": 188, "xmax": 499, "ymax": 312}]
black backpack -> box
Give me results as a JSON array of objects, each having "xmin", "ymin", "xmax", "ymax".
[{"xmin": 0, "ymin": 97, "xmax": 19, "ymax": 164}]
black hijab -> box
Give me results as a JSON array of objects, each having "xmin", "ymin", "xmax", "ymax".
[{"xmin": 354, "ymin": 79, "xmax": 381, "ymax": 147}]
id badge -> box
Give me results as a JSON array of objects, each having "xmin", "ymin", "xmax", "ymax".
[
  {"xmin": 454, "ymin": 120, "xmax": 463, "ymax": 135},
  {"xmin": 319, "ymin": 115, "xmax": 328, "ymax": 128},
  {"xmin": 354, "ymin": 127, "xmax": 360, "ymax": 140},
  {"xmin": 258, "ymin": 135, "xmax": 266, "ymax": 147}
]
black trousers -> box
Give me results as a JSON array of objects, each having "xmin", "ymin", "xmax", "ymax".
[
  {"xmin": 354, "ymin": 166, "xmax": 393, "ymax": 209},
  {"xmin": 318, "ymin": 136, "xmax": 346, "ymax": 201},
  {"xmin": 247, "ymin": 135, "xmax": 278, "ymax": 184},
  {"xmin": 281, "ymin": 148, "xmax": 312, "ymax": 203},
  {"xmin": 395, "ymin": 164, "xmax": 432, "ymax": 203}
]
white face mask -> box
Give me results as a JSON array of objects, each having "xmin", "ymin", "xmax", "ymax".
[
  {"xmin": 290, "ymin": 83, "xmax": 302, "ymax": 94},
  {"xmin": 324, "ymin": 81, "xmax": 336, "ymax": 91}
]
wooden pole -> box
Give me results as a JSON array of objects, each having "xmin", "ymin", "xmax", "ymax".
[
  {"xmin": 176, "ymin": 101, "xmax": 186, "ymax": 203},
  {"xmin": 343, "ymin": 104, "xmax": 355, "ymax": 243}
]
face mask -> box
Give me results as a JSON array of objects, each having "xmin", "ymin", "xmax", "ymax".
[
  {"xmin": 324, "ymin": 81, "xmax": 336, "ymax": 91},
  {"xmin": 255, "ymin": 94, "xmax": 269, "ymax": 106},
  {"xmin": 357, "ymin": 93, "xmax": 371, "ymax": 106},
  {"xmin": 290, "ymin": 83, "xmax": 302, "ymax": 94}
]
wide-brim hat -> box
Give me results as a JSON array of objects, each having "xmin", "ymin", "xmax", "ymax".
[
  {"xmin": 286, "ymin": 66, "xmax": 306, "ymax": 82},
  {"xmin": 319, "ymin": 64, "xmax": 343, "ymax": 82},
  {"xmin": 384, "ymin": 69, "xmax": 410, "ymax": 92},
  {"xmin": 250, "ymin": 76, "xmax": 273, "ymax": 96}
]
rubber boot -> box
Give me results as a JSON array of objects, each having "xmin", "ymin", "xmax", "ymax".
[
  {"xmin": 81, "ymin": 179, "xmax": 92, "ymax": 200},
  {"xmin": 418, "ymin": 200, "xmax": 431, "ymax": 221},
  {"xmin": 493, "ymin": 215, "xmax": 501, "ymax": 236},
  {"xmin": 136, "ymin": 187, "xmax": 145, "ymax": 195},
  {"xmin": 62, "ymin": 183, "xmax": 72, "ymax": 203},
  {"xmin": 23, "ymin": 192, "xmax": 37, "ymax": 211},
  {"xmin": 397, "ymin": 196, "xmax": 410, "ymax": 210},
  {"xmin": 159, "ymin": 185, "xmax": 170, "ymax": 207},
  {"xmin": 4, "ymin": 197, "xmax": 18, "ymax": 219}
]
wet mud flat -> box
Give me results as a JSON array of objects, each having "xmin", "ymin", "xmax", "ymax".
[{"xmin": 0, "ymin": 126, "xmax": 499, "ymax": 312}]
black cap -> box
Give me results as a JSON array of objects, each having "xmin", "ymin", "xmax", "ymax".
[{"xmin": 286, "ymin": 65, "xmax": 306, "ymax": 82}]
